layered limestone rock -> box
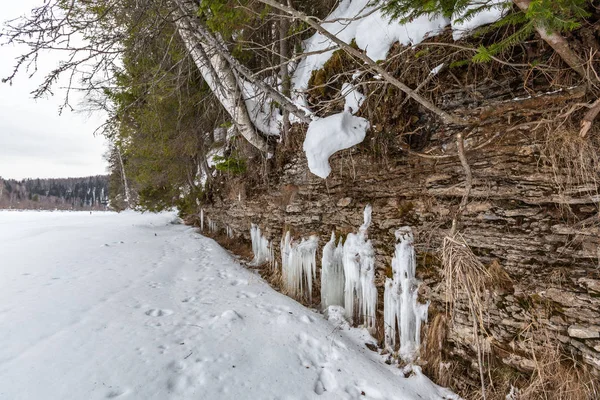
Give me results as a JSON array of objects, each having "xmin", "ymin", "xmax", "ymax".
[{"xmin": 197, "ymin": 94, "xmax": 600, "ymax": 387}]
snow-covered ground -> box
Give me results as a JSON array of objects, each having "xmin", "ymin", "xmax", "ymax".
[{"xmin": 0, "ymin": 211, "xmax": 455, "ymax": 400}]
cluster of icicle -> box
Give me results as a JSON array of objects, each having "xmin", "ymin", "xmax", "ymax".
[
  {"xmin": 199, "ymin": 209, "xmax": 217, "ymax": 233},
  {"xmin": 250, "ymin": 224, "xmax": 273, "ymax": 266},
  {"xmin": 340, "ymin": 205, "xmax": 377, "ymax": 330},
  {"xmin": 249, "ymin": 205, "xmax": 428, "ymax": 361},
  {"xmin": 207, "ymin": 217, "xmax": 218, "ymax": 233},
  {"xmin": 280, "ymin": 232, "xmax": 319, "ymax": 301},
  {"xmin": 320, "ymin": 232, "xmax": 344, "ymax": 309},
  {"xmin": 200, "ymin": 210, "xmax": 234, "ymax": 239},
  {"xmin": 384, "ymin": 227, "xmax": 429, "ymax": 362}
]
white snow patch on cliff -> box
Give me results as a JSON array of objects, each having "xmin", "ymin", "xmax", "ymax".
[
  {"xmin": 452, "ymin": 0, "xmax": 507, "ymax": 40},
  {"xmin": 303, "ymin": 111, "xmax": 369, "ymax": 179}
]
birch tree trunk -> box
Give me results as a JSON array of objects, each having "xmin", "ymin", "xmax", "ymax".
[
  {"xmin": 173, "ymin": 1, "xmax": 271, "ymax": 153},
  {"xmin": 115, "ymin": 144, "xmax": 131, "ymax": 206},
  {"xmin": 279, "ymin": 6, "xmax": 291, "ymax": 142}
]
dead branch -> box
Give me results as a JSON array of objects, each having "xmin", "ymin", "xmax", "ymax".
[
  {"xmin": 450, "ymin": 133, "xmax": 472, "ymax": 236},
  {"xmin": 580, "ymin": 98, "xmax": 600, "ymax": 138},
  {"xmin": 513, "ymin": 0, "xmax": 588, "ymax": 81}
]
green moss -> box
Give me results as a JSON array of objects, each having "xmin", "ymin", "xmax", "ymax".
[
  {"xmin": 212, "ymin": 155, "xmax": 247, "ymax": 174},
  {"xmin": 307, "ymin": 42, "xmax": 359, "ymax": 99},
  {"xmin": 397, "ymin": 201, "xmax": 414, "ymax": 217}
]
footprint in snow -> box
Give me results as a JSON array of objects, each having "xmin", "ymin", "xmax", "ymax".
[
  {"xmin": 314, "ymin": 369, "xmax": 338, "ymax": 395},
  {"xmin": 220, "ymin": 310, "xmax": 243, "ymax": 322},
  {"xmin": 145, "ymin": 309, "xmax": 173, "ymax": 317},
  {"xmin": 217, "ymin": 270, "xmax": 232, "ymax": 280},
  {"xmin": 106, "ymin": 389, "xmax": 127, "ymax": 398},
  {"xmin": 300, "ymin": 314, "xmax": 315, "ymax": 324},
  {"xmin": 230, "ymin": 279, "xmax": 248, "ymax": 286},
  {"xmin": 236, "ymin": 291, "xmax": 257, "ymax": 299}
]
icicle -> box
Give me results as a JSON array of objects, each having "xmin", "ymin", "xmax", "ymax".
[
  {"xmin": 342, "ymin": 205, "xmax": 377, "ymax": 330},
  {"xmin": 206, "ymin": 217, "xmax": 215, "ymax": 233},
  {"xmin": 280, "ymin": 231, "xmax": 292, "ymax": 272},
  {"xmin": 268, "ymin": 241, "xmax": 275, "ymax": 269},
  {"xmin": 226, "ymin": 226, "xmax": 234, "ymax": 239},
  {"xmin": 384, "ymin": 278, "xmax": 397, "ymax": 351},
  {"xmin": 200, "ymin": 209, "xmax": 204, "ymax": 231},
  {"xmin": 321, "ymin": 232, "xmax": 345, "ymax": 310},
  {"xmin": 282, "ymin": 235, "xmax": 318, "ymax": 301},
  {"xmin": 383, "ymin": 226, "xmax": 429, "ymax": 362},
  {"xmin": 206, "ymin": 217, "xmax": 217, "ymax": 233},
  {"xmin": 250, "ymin": 224, "xmax": 272, "ymax": 266}
]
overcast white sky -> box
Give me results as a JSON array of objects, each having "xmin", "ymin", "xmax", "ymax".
[{"xmin": 0, "ymin": 1, "xmax": 108, "ymax": 180}]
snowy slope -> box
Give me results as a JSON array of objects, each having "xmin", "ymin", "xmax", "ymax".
[{"xmin": 0, "ymin": 211, "xmax": 456, "ymax": 400}]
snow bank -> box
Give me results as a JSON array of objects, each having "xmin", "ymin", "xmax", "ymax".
[
  {"xmin": 292, "ymin": 0, "xmax": 447, "ymax": 96},
  {"xmin": 293, "ymin": 0, "xmax": 507, "ymax": 94},
  {"xmin": 321, "ymin": 232, "xmax": 345, "ymax": 309},
  {"xmin": 354, "ymin": 12, "xmax": 449, "ymax": 61},
  {"xmin": 343, "ymin": 205, "xmax": 377, "ymax": 330},
  {"xmin": 384, "ymin": 226, "xmax": 429, "ymax": 362},
  {"xmin": 451, "ymin": 0, "xmax": 507, "ymax": 40},
  {"xmin": 303, "ymin": 111, "xmax": 369, "ymax": 178}
]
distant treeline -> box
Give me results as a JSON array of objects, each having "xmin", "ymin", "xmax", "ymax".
[{"xmin": 0, "ymin": 176, "xmax": 109, "ymax": 210}]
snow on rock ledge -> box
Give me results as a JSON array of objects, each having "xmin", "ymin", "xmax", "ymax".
[
  {"xmin": 451, "ymin": 0, "xmax": 507, "ymax": 40},
  {"xmin": 303, "ymin": 111, "xmax": 369, "ymax": 179}
]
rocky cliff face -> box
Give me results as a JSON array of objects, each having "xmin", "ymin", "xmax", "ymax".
[{"xmin": 198, "ymin": 91, "xmax": 600, "ymax": 394}]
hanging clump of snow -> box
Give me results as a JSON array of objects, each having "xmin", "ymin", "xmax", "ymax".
[
  {"xmin": 250, "ymin": 224, "xmax": 272, "ymax": 266},
  {"xmin": 282, "ymin": 234, "xmax": 319, "ymax": 301},
  {"xmin": 342, "ymin": 205, "xmax": 377, "ymax": 330},
  {"xmin": 303, "ymin": 112, "xmax": 370, "ymax": 179},
  {"xmin": 383, "ymin": 226, "xmax": 429, "ymax": 362},
  {"xmin": 321, "ymin": 231, "xmax": 345, "ymax": 310}
]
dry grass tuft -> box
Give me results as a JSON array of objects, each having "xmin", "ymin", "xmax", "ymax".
[
  {"xmin": 421, "ymin": 313, "xmax": 455, "ymax": 388},
  {"xmin": 442, "ymin": 234, "xmax": 492, "ymax": 399},
  {"xmin": 497, "ymin": 327, "xmax": 600, "ymax": 400},
  {"xmin": 486, "ymin": 259, "xmax": 513, "ymax": 292},
  {"xmin": 518, "ymin": 348, "xmax": 600, "ymax": 400},
  {"xmin": 542, "ymin": 128, "xmax": 600, "ymax": 212},
  {"xmin": 441, "ymin": 235, "xmax": 491, "ymax": 330}
]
